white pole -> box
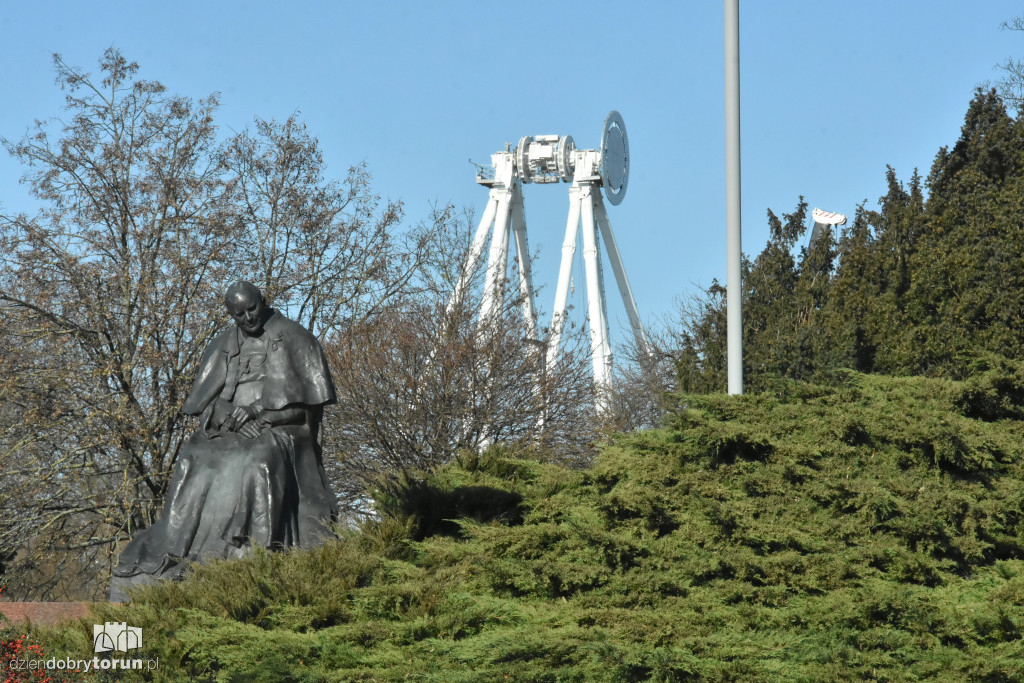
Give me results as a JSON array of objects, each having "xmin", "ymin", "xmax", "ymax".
[{"xmin": 725, "ymin": 0, "xmax": 744, "ymax": 395}]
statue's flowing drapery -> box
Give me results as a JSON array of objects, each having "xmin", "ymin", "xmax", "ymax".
[{"xmin": 111, "ymin": 310, "xmax": 337, "ymax": 591}]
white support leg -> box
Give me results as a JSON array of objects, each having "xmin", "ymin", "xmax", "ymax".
[
  {"xmin": 480, "ymin": 190, "xmax": 513, "ymax": 322},
  {"xmin": 474, "ymin": 189, "xmax": 511, "ymax": 453},
  {"xmin": 580, "ymin": 186, "xmax": 613, "ymax": 404},
  {"xmin": 592, "ymin": 196, "xmax": 650, "ymax": 355},
  {"xmin": 546, "ymin": 184, "xmax": 582, "ymax": 370},
  {"xmin": 510, "ymin": 182, "xmax": 538, "ymax": 341},
  {"xmin": 450, "ymin": 194, "xmax": 499, "ymax": 314}
]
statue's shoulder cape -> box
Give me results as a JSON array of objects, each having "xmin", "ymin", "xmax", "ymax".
[{"xmin": 182, "ymin": 310, "xmax": 336, "ymax": 415}]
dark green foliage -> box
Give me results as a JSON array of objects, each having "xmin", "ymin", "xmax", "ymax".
[
  {"xmin": 26, "ymin": 372, "xmax": 1024, "ymax": 680},
  {"xmin": 676, "ymin": 89, "xmax": 1024, "ymax": 390},
  {"xmin": 372, "ymin": 464, "xmax": 525, "ymax": 541},
  {"xmin": 955, "ymin": 354, "xmax": 1024, "ymax": 421},
  {"xmin": 676, "ymin": 279, "xmax": 729, "ymax": 395}
]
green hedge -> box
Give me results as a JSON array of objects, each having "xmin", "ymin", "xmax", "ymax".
[{"xmin": 30, "ymin": 369, "xmax": 1024, "ymax": 681}]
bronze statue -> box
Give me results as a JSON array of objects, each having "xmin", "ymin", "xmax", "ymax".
[{"xmin": 108, "ymin": 281, "xmax": 337, "ymax": 600}]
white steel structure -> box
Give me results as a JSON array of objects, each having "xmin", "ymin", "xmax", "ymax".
[
  {"xmin": 453, "ymin": 112, "xmax": 648, "ymax": 410},
  {"xmin": 808, "ymin": 207, "xmax": 848, "ymax": 250}
]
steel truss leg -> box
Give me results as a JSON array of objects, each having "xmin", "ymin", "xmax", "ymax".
[
  {"xmin": 592, "ymin": 196, "xmax": 649, "ymax": 355},
  {"xmin": 450, "ymin": 194, "xmax": 500, "ymax": 315},
  {"xmin": 580, "ymin": 186, "xmax": 613, "ymax": 407},
  {"xmin": 480, "ymin": 189, "xmax": 513, "ymax": 322},
  {"xmin": 547, "ymin": 184, "xmax": 582, "ymax": 371},
  {"xmin": 510, "ymin": 184, "xmax": 538, "ymax": 340}
]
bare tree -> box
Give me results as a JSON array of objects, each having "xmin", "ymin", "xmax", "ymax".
[
  {"xmin": 606, "ymin": 338, "xmax": 674, "ymax": 432},
  {"xmin": 996, "ymin": 17, "xmax": 1024, "ymax": 115},
  {"xmin": 0, "ymin": 49, "xmax": 234, "ymax": 598},
  {"xmin": 0, "ymin": 50, "xmax": 423, "ymax": 599},
  {"xmin": 604, "ymin": 288, "xmax": 723, "ymax": 432},
  {"xmin": 220, "ymin": 117, "xmax": 429, "ymax": 334},
  {"xmin": 322, "ymin": 213, "xmax": 600, "ymax": 520}
]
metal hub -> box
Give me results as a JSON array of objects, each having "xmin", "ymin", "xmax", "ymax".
[{"xmin": 516, "ymin": 134, "xmax": 576, "ymax": 183}]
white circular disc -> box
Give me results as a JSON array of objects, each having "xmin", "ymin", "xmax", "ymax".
[
  {"xmin": 557, "ymin": 135, "xmax": 576, "ymax": 182},
  {"xmin": 600, "ymin": 111, "xmax": 629, "ymax": 205},
  {"xmin": 516, "ymin": 136, "xmax": 532, "ymax": 182}
]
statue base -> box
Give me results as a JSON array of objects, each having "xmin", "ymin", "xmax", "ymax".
[{"xmin": 106, "ymin": 573, "xmax": 162, "ymax": 603}]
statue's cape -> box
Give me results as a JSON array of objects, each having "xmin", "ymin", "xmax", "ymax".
[{"xmin": 182, "ymin": 310, "xmax": 336, "ymax": 415}]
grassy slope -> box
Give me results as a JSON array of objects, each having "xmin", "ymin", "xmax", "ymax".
[{"xmin": 28, "ymin": 366, "xmax": 1024, "ymax": 682}]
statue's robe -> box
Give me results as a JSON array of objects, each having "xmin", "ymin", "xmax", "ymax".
[{"xmin": 111, "ymin": 310, "xmax": 337, "ymax": 590}]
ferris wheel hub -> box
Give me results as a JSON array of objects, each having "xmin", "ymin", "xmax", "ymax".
[{"xmin": 494, "ymin": 112, "xmax": 630, "ymax": 206}]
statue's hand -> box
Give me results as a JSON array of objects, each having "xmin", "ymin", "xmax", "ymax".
[
  {"xmin": 228, "ymin": 405, "xmax": 257, "ymax": 432},
  {"xmin": 239, "ymin": 421, "xmax": 263, "ymax": 440}
]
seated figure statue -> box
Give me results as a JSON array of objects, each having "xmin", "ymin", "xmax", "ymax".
[{"xmin": 108, "ymin": 281, "xmax": 337, "ymax": 601}]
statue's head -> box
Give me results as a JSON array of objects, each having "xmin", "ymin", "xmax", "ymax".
[{"xmin": 224, "ymin": 281, "xmax": 268, "ymax": 337}]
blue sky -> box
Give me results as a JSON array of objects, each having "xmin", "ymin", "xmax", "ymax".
[{"xmin": 1, "ymin": 1, "xmax": 1021, "ymax": 350}]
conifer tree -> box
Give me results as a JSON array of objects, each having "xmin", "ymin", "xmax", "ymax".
[
  {"xmin": 791, "ymin": 203, "xmax": 839, "ymax": 375},
  {"xmin": 743, "ymin": 203, "xmax": 809, "ymax": 387},
  {"xmin": 907, "ymin": 89, "xmax": 1024, "ymax": 376},
  {"xmin": 675, "ymin": 279, "xmax": 729, "ymax": 394},
  {"xmin": 673, "ymin": 88, "xmax": 1024, "ymax": 392},
  {"xmin": 821, "ymin": 206, "xmax": 881, "ymax": 373},
  {"xmin": 857, "ymin": 167, "xmax": 926, "ymax": 374}
]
